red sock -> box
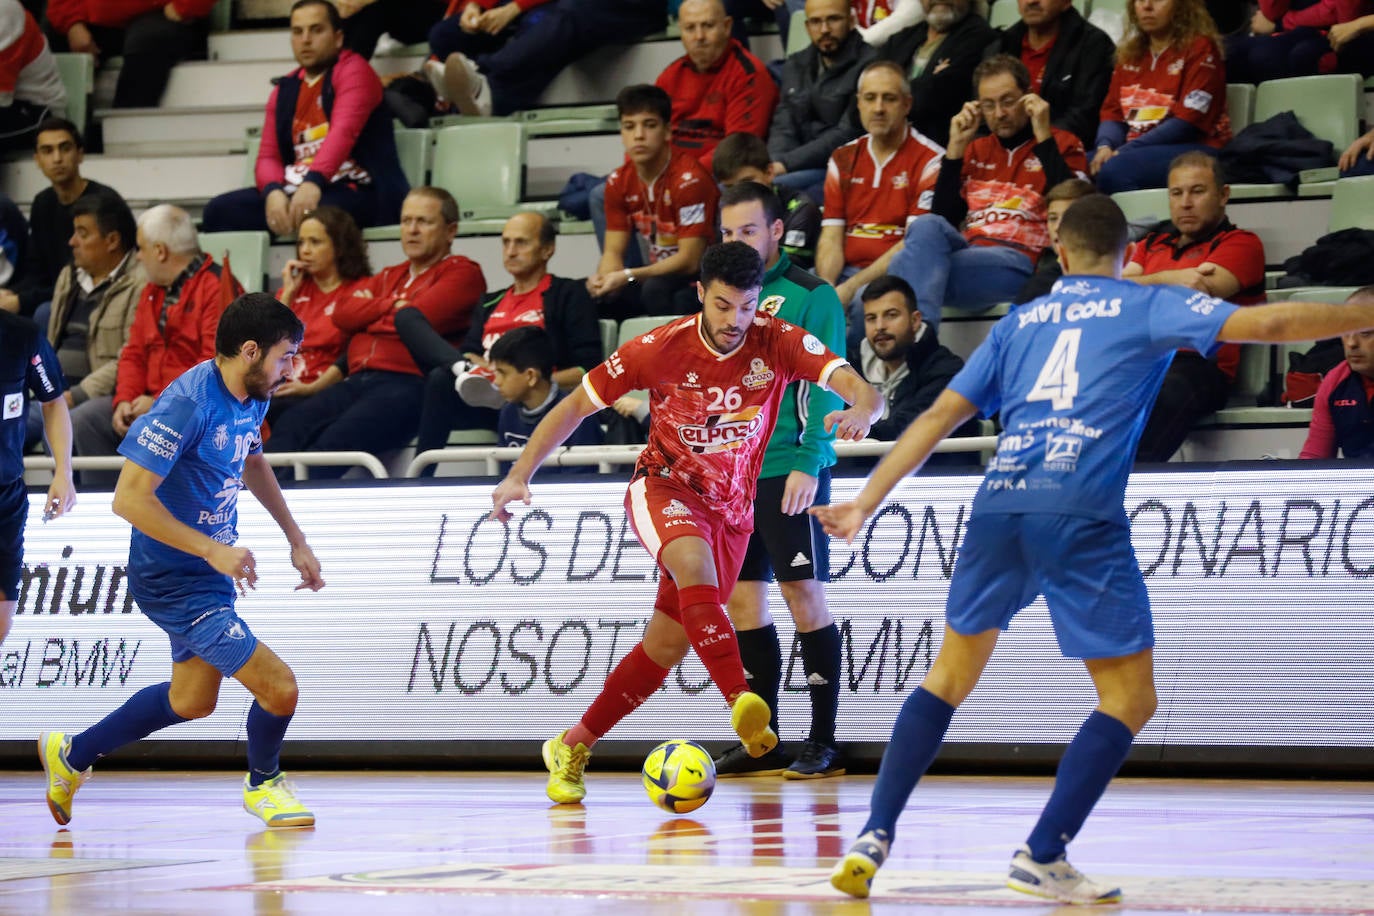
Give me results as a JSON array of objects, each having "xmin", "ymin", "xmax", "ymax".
[
  {"xmin": 677, "ymin": 584, "xmax": 750, "ymax": 702},
  {"xmin": 580, "ymin": 643, "xmax": 669, "ymax": 738}
]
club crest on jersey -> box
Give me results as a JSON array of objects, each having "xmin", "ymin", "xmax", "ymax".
[
  {"xmin": 742, "ymin": 358, "xmax": 775, "ymax": 390},
  {"xmin": 662, "ymin": 499, "xmax": 692, "ymax": 517},
  {"xmin": 213, "ymin": 423, "xmax": 229, "ymax": 450},
  {"xmin": 759, "ymin": 295, "xmax": 785, "ymax": 316},
  {"xmin": 2, "ymin": 392, "xmax": 21, "ymax": 420},
  {"xmin": 679, "ymin": 406, "xmax": 765, "ymax": 453},
  {"xmin": 892, "ymin": 171, "xmax": 910, "ymax": 189}
]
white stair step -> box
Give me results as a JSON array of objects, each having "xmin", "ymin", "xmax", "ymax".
[
  {"xmin": 0, "ymin": 154, "xmax": 244, "ymax": 205},
  {"xmin": 99, "ymin": 106, "xmax": 262, "ymax": 156},
  {"xmin": 525, "ymin": 133, "xmax": 623, "ymax": 198}
]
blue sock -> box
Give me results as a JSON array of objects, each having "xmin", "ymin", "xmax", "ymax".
[
  {"xmin": 1025, "ymin": 710, "xmax": 1135, "ymax": 863},
  {"xmin": 246, "ymin": 701, "xmax": 293, "ymax": 787},
  {"xmin": 67, "ymin": 682, "xmax": 187, "ymax": 771},
  {"xmin": 861, "ymin": 687, "xmax": 956, "ymax": 838}
]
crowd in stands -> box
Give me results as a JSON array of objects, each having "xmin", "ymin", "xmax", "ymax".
[{"xmin": 7, "ymin": 0, "xmax": 1374, "ymax": 480}]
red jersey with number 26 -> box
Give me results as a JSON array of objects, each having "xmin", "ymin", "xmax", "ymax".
[{"xmin": 583, "ymin": 314, "xmax": 848, "ymax": 528}]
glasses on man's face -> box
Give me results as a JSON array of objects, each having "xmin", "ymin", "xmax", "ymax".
[
  {"xmin": 977, "ymin": 96, "xmax": 1022, "ymax": 115},
  {"xmin": 806, "ymin": 14, "xmax": 847, "ymax": 28}
]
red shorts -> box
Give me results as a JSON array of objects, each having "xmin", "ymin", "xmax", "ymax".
[{"xmin": 625, "ymin": 474, "xmax": 751, "ymax": 620}]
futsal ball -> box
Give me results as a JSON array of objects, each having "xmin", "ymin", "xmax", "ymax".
[{"xmin": 642, "ymin": 740, "xmax": 717, "ymax": 814}]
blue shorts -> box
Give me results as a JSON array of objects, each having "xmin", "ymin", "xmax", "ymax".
[
  {"xmin": 945, "ymin": 512, "xmax": 1154, "ymax": 659},
  {"xmin": 0, "ymin": 478, "xmax": 26, "ymax": 600},
  {"xmin": 136, "ymin": 589, "xmax": 259, "ymax": 676}
]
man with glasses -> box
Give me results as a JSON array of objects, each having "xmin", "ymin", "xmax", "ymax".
[
  {"xmin": 887, "ymin": 54, "xmax": 1086, "ymax": 332},
  {"xmin": 767, "ymin": 0, "xmax": 876, "ymax": 202}
]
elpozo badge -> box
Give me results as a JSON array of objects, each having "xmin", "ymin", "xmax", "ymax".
[{"xmin": 759, "ymin": 295, "xmax": 785, "ymax": 316}]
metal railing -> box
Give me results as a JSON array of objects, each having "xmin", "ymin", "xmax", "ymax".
[
  {"xmin": 404, "ymin": 436, "xmax": 999, "ymax": 478},
  {"xmin": 22, "ymin": 451, "xmax": 389, "ymax": 481}
]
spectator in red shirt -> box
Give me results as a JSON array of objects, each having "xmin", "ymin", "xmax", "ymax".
[
  {"xmin": 269, "ymin": 205, "xmax": 372, "ymax": 428},
  {"xmin": 588, "ymin": 84, "xmax": 720, "ymax": 320},
  {"xmin": 816, "ymin": 60, "xmax": 943, "ymax": 312},
  {"xmin": 658, "ymin": 0, "xmax": 778, "ymax": 169},
  {"xmin": 1124, "ymin": 152, "xmax": 1266, "ymax": 462},
  {"xmin": 70, "ymin": 205, "xmax": 241, "ymax": 485},
  {"xmin": 1227, "ymin": 0, "xmax": 1373, "ymax": 84},
  {"xmin": 992, "ymin": 0, "xmax": 1116, "ymax": 148},
  {"xmin": 888, "ymin": 55, "xmax": 1088, "ymax": 333},
  {"xmin": 201, "ymin": 0, "xmax": 410, "ymax": 234},
  {"xmin": 264, "ymin": 187, "xmax": 485, "ymax": 477},
  {"xmin": 1300, "ymin": 287, "xmax": 1374, "ymax": 459},
  {"xmin": 1091, "ymin": 0, "xmax": 1231, "ymax": 194},
  {"xmin": 46, "ymin": 0, "xmax": 216, "ymax": 109},
  {"xmin": 0, "ymin": 0, "xmax": 65, "ymax": 151}
]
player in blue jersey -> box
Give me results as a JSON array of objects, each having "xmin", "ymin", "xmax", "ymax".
[
  {"xmin": 1, "ymin": 310, "xmax": 76, "ymax": 648},
  {"xmin": 38, "ymin": 292, "xmax": 325, "ymax": 829},
  {"xmin": 814, "ymin": 195, "xmax": 1374, "ymax": 904}
]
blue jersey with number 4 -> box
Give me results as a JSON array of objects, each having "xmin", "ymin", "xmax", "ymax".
[
  {"xmin": 118, "ymin": 360, "xmax": 268, "ymax": 597},
  {"xmin": 949, "ymin": 276, "xmax": 1237, "ymax": 524}
]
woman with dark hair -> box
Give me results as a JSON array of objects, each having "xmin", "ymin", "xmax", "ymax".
[
  {"xmin": 269, "ymin": 205, "xmax": 372, "ymax": 424},
  {"xmin": 1091, "ymin": 0, "xmax": 1231, "ymax": 194}
]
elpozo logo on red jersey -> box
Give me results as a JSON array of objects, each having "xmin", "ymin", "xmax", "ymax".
[{"xmin": 678, "ymin": 407, "xmax": 765, "ymax": 453}]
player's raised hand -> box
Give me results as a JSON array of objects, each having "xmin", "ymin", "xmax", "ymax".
[
  {"xmin": 490, "ymin": 477, "xmax": 532, "ymax": 522},
  {"xmin": 210, "ymin": 545, "xmax": 257, "ymax": 594},
  {"xmin": 823, "ymin": 407, "xmax": 873, "ymax": 442},
  {"xmin": 291, "ymin": 543, "xmax": 325, "ymax": 592},
  {"xmin": 809, "ymin": 501, "xmax": 869, "ymax": 544}
]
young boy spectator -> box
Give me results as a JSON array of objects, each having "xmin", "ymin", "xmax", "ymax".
[
  {"xmin": 714, "ymin": 132, "xmax": 822, "ymax": 270},
  {"xmin": 489, "ymin": 325, "xmax": 603, "ymax": 472}
]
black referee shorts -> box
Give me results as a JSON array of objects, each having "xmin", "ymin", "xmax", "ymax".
[{"xmin": 736, "ymin": 468, "xmax": 831, "ymax": 584}]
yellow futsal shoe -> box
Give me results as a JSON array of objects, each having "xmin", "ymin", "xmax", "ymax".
[
  {"xmin": 242, "ymin": 773, "xmax": 315, "ymax": 828},
  {"xmin": 729, "ymin": 691, "xmax": 779, "ymax": 758},
  {"xmin": 542, "ymin": 731, "xmax": 591, "ymax": 804},
  {"xmin": 830, "ymin": 829, "xmax": 891, "ymax": 899},
  {"xmin": 38, "ymin": 731, "xmax": 90, "ymax": 826}
]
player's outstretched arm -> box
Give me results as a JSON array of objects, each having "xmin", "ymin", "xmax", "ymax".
[
  {"xmin": 39, "ymin": 396, "xmax": 76, "ymax": 520},
  {"xmin": 811, "ymin": 388, "xmax": 977, "ymax": 542},
  {"xmin": 112, "ymin": 461, "xmax": 259, "ymax": 593},
  {"xmin": 1218, "ymin": 299, "xmax": 1374, "ymax": 344},
  {"xmin": 822, "ymin": 365, "xmax": 885, "ymax": 441},
  {"xmin": 490, "ymin": 385, "xmax": 600, "ymax": 522},
  {"xmin": 242, "ymin": 452, "xmax": 324, "ymax": 592}
]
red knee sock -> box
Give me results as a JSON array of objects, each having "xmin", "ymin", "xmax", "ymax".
[
  {"xmin": 579, "ymin": 643, "xmax": 670, "ymax": 739},
  {"xmin": 678, "ymin": 584, "xmax": 750, "ymax": 703}
]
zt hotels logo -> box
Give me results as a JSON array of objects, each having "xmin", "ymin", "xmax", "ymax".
[{"xmin": 678, "ymin": 407, "xmax": 764, "ymax": 453}]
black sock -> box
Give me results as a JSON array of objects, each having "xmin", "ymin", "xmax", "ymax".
[
  {"xmin": 798, "ymin": 623, "xmax": 841, "ymax": 747},
  {"xmin": 736, "ymin": 624, "xmax": 782, "ymax": 737}
]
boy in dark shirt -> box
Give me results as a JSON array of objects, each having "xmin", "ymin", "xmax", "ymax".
[{"xmin": 490, "ymin": 326, "xmax": 602, "ymax": 472}]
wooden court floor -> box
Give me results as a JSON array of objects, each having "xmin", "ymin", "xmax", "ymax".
[{"xmin": 0, "ymin": 769, "xmax": 1371, "ymax": 915}]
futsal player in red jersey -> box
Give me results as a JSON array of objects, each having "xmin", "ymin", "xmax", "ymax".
[{"xmin": 491, "ymin": 241, "xmax": 884, "ymax": 803}]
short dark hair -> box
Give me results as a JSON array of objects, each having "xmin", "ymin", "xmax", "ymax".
[
  {"xmin": 719, "ymin": 180, "xmax": 785, "ymax": 226},
  {"xmin": 712, "ymin": 132, "xmax": 771, "ymax": 182},
  {"xmin": 523, "ymin": 210, "xmax": 557, "ymax": 247},
  {"xmin": 861, "ymin": 274, "xmax": 918, "ymax": 312},
  {"xmin": 34, "ymin": 117, "xmax": 83, "ymax": 151},
  {"xmin": 408, "ymin": 186, "xmax": 460, "ymax": 226},
  {"xmin": 972, "ymin": 54, "xmax": 1031, "ymax": 95},
  {"xmin": 290, "ymin": 0, "xmax": 343, "ymax": 30},
  {"xmin": 216, "ymin": 292, "xmax": 305, "ymax": 358},
  {"xmin": 699, "ymin": 241, "xmax": 765, "ymax": 292},
  {"xmin": 489, "ymin": 326, "xmax": 555, "ymax": 380},
  {"xmin": 616, "ymin": 84, "xmax": 672, "ymax": 123},
  {"xmin": 300, "ymin": 205, "xmax": 372, "ymax": 281},
  {"xmin": 1044, "ymin": 177, "xmax": 1098, "ymax": 205},
  {"xmin": 1057, "ymin": 195, "xmax": 1128, "ymax": 260},
  {"xmin": 1168, "ymin": 149, "xmax": 1227, "ymax": 186},
  {"xmin": 70, "ymin": 190, "xmax": 136, "ymax": 254}
]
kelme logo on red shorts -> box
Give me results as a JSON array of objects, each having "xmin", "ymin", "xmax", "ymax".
[{"xmin": 678, "ymin": 407, "xmax": 764, "ymax": 453}]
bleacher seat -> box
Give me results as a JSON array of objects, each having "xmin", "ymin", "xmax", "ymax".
[
  {"xmin": 393, "ymin": 127, "xmax": 430, "ymax": 189},
  {"xmin": 1266, "ymin": 286, "xmax": 1362, "ymax": 303},
  {"xmin": 1086, "ymin": 0, "xmax": 1128, "ymax": 16},
  {"xmin": 1232, "ymin": 74, "xmax": 1364, "ymax": 199},
  {"xmin": 53, "ymin": 53, "xmax": 94, "ymax": 135},
  {"xmin": 1226, "ymin": 83, "xmax": 1255, "ymax": 134},
  {"xmin": 617, "ymin": 315, "xmax": 680, "ymax": 348},
  {"xmin": 989, "ymin": 0, "xmax": 1020, "ymax": 29},
  {"xmin": 1111, "ymin": 188, "xmax": 1169, "ymax": 225},
  {"xmin": 1327, "ymin": 175, "xmax": 1374, "ymax": 232},
  {"xmin": 599, "ymin": 318, "xmax": 618, "ymax": 359},
  {"xmin": 785, "ymin": 9, "xmax": 810, "ymax": 57},
  {"xmin": 200, "ymin": 230, "xmax": 269, "ymax": 293},
  {"xmin": 209, "ymin": 0, "xmax": 232, "ymax": 32},
  {"xmin": 432, "ymin": 122, "xmax": 527, "ymax": 221}
]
